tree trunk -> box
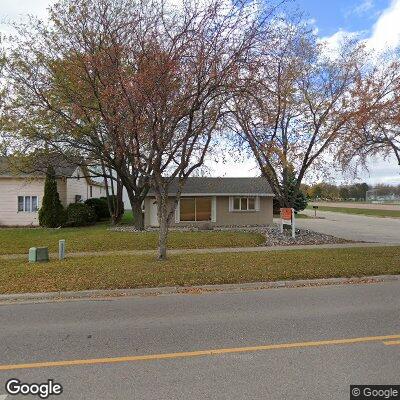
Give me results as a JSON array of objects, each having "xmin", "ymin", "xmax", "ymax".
[
  {"xmin": 114, "ymin": 178, "xmax": 124, "ymax": 224},
  {"xmin": 157, "ymin": 194, "xmax": 169, "ymax": 260},
  {"xmin": 103, "ymin": 179, "xmax": 116, "ymax": 225},
  {"xmin": 100, "ymin": 161, "xmax": 118, "ymax": 225},
  {"xmin": 127, "ymin": 192, "xmax": 144, "ymax": 231}
]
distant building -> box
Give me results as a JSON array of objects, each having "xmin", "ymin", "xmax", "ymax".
[{"xmin": 366, "ymin": 188, "xmax": 400, "ymax": 203}]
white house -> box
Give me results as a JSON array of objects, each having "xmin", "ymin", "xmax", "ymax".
[{"xmin": 0, "ymin": 158, "xmax": 105, "ymax": 226}]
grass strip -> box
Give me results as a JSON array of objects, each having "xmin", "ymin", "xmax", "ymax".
[
  {"xmin": 1, "ymin": 246, "xmax": 399, "ymax": 294},
  {"xmin": 307, "ymin": 205, "xmax": 400, "ymax": 218},
  {"xmin": 0, "ymin": 228, "xmax": 265, "ymax": 255}
]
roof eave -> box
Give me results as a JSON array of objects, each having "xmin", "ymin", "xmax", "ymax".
[{"xmin": 147, "ymin": 192, "xmax": 275, "ymax": 197}]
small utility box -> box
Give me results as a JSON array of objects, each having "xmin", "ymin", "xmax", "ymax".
[{"xmin": 28, "ymin": 247, "xmax": 49, "ymax": 263}]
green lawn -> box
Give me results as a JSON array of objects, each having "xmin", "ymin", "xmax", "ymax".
[
  {"xmin": 120, "ymin": 210, "xmax": 134, "ymax": 224},
  {"xmin": 307, "ymin": 205, "xmax": 400, "ymax": 218},
  {"xmin": 0, "ymin": 246, "xmax": 398, "ymax": 294},
  {"xmin": 0, "ymin": 224, "xmax": 265, "ymax": 255}
]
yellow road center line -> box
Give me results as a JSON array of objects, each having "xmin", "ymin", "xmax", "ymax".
[
  {"xmin": 383, "ymin": 340, "xmax": 400, "ymax": 346},
  {"xmin": 0, "ymin": 334, "xmax": 399, "ymax": 371}
]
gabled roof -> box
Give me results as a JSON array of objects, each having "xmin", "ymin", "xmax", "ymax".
[
  {"xmin": 0, "ymin": 156, "xmax": 77, "ymax": 177},
  {"xmin": 148, "ymin": 177, "xmax": 274, "ymax": 196},
  {"xmin": 0, "ymin": 156, "xmax": 104, "ymax": 187}
]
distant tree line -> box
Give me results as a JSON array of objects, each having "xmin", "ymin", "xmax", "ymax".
[{"xmin": 303, "ymin": 182, "xmax": 400, "ymax": 201}]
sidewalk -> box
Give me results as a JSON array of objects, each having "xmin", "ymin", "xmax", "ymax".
[{"xmin": 1, "ymin": 241, "xmax": 398, "ymax": 260}]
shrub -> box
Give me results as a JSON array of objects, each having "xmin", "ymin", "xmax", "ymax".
[
  {"xmin": 38, "ymin": 165, "xmax": 66, "ymax": 227},
  {"xmin": 66, "ymin": 203, "xmax": 97, "ymax": 227},
  {"xmin": 286, "ymin": 169, "xmax": 308, "ymax": 212},
  {"xmin": 85, "ymin": 198, "xmax": 109, "ymax": 220},
  {"xmin": 100, "ymin": 195, "xmax": 124, "ymax": 218}
]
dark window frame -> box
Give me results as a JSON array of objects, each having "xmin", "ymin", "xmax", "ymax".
[{"xmin": 179, "ymin": 197, "xmax": 212, "ymax": 222}]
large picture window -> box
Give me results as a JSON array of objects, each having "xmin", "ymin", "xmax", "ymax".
[
  {"xmin": 180, "ymin": 197, "xmax": 212, "ymax": 221},
  {"xmin": 18, "ymin": 196, "xmax": 38, "ymax": 212},
  {"xmin": 233, "ymin": 197, "xmax": 256, "ymax": 211}
]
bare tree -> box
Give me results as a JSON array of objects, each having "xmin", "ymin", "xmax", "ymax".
[
  {"xmin": 4, "ymin": 0, "xmax": 283, "ymax": 258},
  {"xmin": 229, "ymin": 24, "xmax": 365, "ymax": 207},
  {"xmin": 127, "ymin": 0, "xmax": 281, "ymax": 259},
  {"xmin": 338, "ymin": 56, "xmax": 400, "ymax": 168},
  {"xmin": 3, "ymin": 0, "xmax": 155, "ymax": 228}
]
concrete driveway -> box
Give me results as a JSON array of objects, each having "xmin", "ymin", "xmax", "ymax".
[{"xmin": 296, "ymin": 209, "xmax": 400, "ymax": 243}]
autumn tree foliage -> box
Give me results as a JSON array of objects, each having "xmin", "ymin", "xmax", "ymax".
[
  {"xmin": 4, "ymin": 0, "xmax": 154, "ymax": 229},
  {"xmin": 0, "ymin": 37, "xmax": 5, "ymax": 137},
  {"xmin": 134, "ymin": 1, "xmax": 280, "ymax": 259},
  {"xmin": 4, "ymin": 0, "xmax": 282, "ymax": 259},
  {"xmin": 229, "ymin": 24, "xmax": 366, "ymax": 207},
  {"xmin": 338, "ymin": 57, "xmax": 400, "ymax": 169},
  {"xmin": 5, "ymin": 0, "xmax": 397, "ymax": 259}
]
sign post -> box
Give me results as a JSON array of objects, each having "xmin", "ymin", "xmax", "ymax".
[
  {"xmin": 59, "ymin": 240, "xmax": 66, "ymax": 261},
  {"xmin": 280, "ymin": 208, "xmax": 295, "ymax": 238}
]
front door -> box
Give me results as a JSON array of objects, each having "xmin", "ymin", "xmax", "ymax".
[{"xmin": 149, "ymin": 200, "xmax": 159, "ymax": 227}]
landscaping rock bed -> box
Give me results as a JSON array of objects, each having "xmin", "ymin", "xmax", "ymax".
[
  {"xmin": 108, "ymin": 225, "xmax": 143, "ymax": 232},
  {"xmin": 215, "ymin": 224, "xmax": 351, "ymax": 246},
  {"xmin": 258, "ymin": 225, "xmax": 350, "ymax": 246},
  {"xmin": 108, "ymin": 223, "xmax": 351, "ymax": 246}
]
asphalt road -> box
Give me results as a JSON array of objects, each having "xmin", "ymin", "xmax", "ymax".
[
  {"xmin": 0, "ymin": 282, "xmax": 399, "ymax": 399},
  {"xmin": 297, "ymin": 209, "xmax": 400, "ymax": 243}
]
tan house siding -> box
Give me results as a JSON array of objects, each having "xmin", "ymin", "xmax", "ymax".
[
  {"xmin": 144, "ymin": 195, "xmax": 273, "ymax": 227},
  {"xmin": 66, "ymin": 167, "xmax": 104, "ymax": 204},
  {"xmin": 91, "ymin": 184, "xmax": 103, "ymax": 199},
  {"xmin": 143, "ymin": 197, "xmax": 152, "ymax": 227},
  {"xmin": 58, "ymin": 178, "xmax": 68, "ymax": 206},
  {"xmin": 216, "ymin": 196, "xmax": 273, "ymax": 225},
  {"xmin": 0, "ymin": 167, "xmax": 104, "ymax": 226},
  {"xmin": 0, "ymin": 177, "xmax": 44, "ymax": 226},
  {"xmin": 66, "ymin": 167, "xmax": 89, "ymax": 204}
]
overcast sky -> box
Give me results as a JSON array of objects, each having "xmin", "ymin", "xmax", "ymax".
[{"xmin": 1, "ymin": 0, "xmax": 400, "ymax": 185}]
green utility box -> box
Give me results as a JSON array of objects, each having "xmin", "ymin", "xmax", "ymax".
[{"xmin": 28, "ymin": 247, "xmax": 49, "ymax": 263}]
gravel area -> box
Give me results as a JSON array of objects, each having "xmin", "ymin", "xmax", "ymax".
[
  {"xmin": 109, "ymin": 224, "xmax": 351, "ymax": 246},
  {"xmin": 109, "ymin": 225, "xmax": 143, "ymax": 232},
  {"xmin": 257, "ymin": 225, "xmax": 351, "ymax": 246}
]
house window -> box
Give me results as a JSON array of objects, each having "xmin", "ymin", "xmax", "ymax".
[
  {"xmin": 17, "ymin": 196, "xmax": 38, "ymax": 212},
  {"xmin": 18, "ymin": 196, "xmax": 24, "ymax": 212},
  {"xmin": 233, "ymin": 197, "xmax": 256, "ymax": 211},
  {"xmin": 90, "ymin": 186, "xmax": 93, "ymax": 198},
  {"xmin": 180, "ymin": 197, "xmax": 212, "ymax": 221},
  {"xmin": 32, "ymin": 196, "xmax": 38, "ymax": 211},
  {"xmin": 75, "ymin": 195, "xmax": 82, "ymax": 203}
]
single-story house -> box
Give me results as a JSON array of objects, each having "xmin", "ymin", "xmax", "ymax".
[
  {"xmin": 144, "ymin": 177, "xmax": 274, "ymax": 227},
  {"xmin": 0, "ymin": 158, "xmax": 105, "ymax": 226}
]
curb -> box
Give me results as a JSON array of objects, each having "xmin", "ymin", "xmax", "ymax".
[{"xmin": 0, "ymin": 274, "xmax": 399, "ymax": 304}]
